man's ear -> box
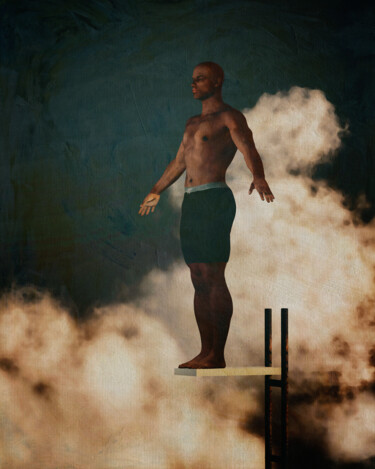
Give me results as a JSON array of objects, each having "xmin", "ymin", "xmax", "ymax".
[{"xmin": 214, "ymin": 77, "xmax": 223, "ymax": 88}]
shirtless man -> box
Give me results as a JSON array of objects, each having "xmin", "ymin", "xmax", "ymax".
[{"xmin": 139, "ymin": 62, "xmax": 274, "ymax": 369}]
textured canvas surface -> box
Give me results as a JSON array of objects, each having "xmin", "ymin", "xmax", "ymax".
[{"xmin": 0, "ymin": 1, "xmax": 374, "ymax": 467}]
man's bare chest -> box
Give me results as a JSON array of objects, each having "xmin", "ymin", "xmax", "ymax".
[{"xmin": 185, "ymin": 116, "xmax": 230, "ymax": 145}]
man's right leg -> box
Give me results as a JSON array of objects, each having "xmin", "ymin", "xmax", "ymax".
[
  {"xmin": 191, "ymin": 262, "xmax": 214, "ymax": 358},
  {"xmin": 178, "ymin": 262, "xmax": 213, "ymax": 368}
]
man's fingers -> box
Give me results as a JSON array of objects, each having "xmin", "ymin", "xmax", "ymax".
[
  {"xmin": 139, "ymin": 196, "xmax": 159, "ymax": 216},
  {"xmin": 267, "ymin": 191, "xmax": 275, "ymax": 202},
  {"xmin": 249, "ymin": 180, "xmax": 274, "ymax": 202},
  {"xmin": 139, "ymin": 204, "xmax": 149, "ymax": 216}
]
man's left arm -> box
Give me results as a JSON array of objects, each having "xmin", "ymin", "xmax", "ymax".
[{"xmin": 225, "ymin": 111, "xmax": 274, "ymax": 203}]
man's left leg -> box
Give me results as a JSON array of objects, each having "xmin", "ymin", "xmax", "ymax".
[{"xmin": 201, "ymin": 261, "xmax": 233, "ymax": 368}]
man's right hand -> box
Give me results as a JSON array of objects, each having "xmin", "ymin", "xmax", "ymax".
[{"xmin": 138, "ymin": 193, "xmax": 161, "ymax": 216}]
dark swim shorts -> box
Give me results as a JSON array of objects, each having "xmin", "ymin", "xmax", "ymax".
[{"xmin": 179, "ymin": 182, "xmax": 236, "ymax": 264}]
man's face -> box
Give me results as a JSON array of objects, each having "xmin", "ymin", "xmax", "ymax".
[{"xmin": 191, "ymin": 66, "xmax": 218, "ymax": 100}]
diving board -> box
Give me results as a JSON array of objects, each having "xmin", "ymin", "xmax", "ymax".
[{"xmin": 174, "ymin": 366, "xmax": 282, "ymax": 377}]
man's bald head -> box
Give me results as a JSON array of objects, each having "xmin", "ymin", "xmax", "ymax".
[{"xmin": 194, "ymin": 62, "xmax": 224, "ymax": 88}]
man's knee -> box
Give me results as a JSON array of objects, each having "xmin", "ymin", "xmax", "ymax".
[{"xmin": 189, "ymin": 262, "xmax": 226, "ymax": 291}]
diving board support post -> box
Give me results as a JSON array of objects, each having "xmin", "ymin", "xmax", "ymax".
[
  {"xmin": 265, "ymin": 308, "xmax": 272, "ymax": 469},
  {"xmin": 281, "ymin": 307, "xmax": 288, "ymax": 469},
  {"xmin": 265, "ymin": 308, "xmax": 288, "ymax": 469}
]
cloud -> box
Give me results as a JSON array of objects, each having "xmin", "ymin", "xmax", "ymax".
[
  {"xmin": 243, "ymin": 86, "xmax": 347, "ymax": 177},
  {"xmin": 0, "ymin": 288, "xmax": 263, "ymax": 468}
]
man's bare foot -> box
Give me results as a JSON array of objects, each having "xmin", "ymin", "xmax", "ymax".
[
  {"xmin": 178, "ymin": 352, "xmax": 226, "ymax": 369},
  {"xmin": 178, "ymin": 352, "xmax": 209, "ymax": 368},
  {"xmin": 195, "ymin": 353, "xmax": 226, "ymax": 369}
]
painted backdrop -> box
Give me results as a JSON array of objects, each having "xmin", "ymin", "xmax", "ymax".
[{"xmin": 0, "ymin": 1, "xmax": 374, "ymax": 468}]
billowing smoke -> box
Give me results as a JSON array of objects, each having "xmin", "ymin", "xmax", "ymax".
[
  {"xmin": 0, "ymin": 288, "xmax": 263, "ymax": 468},
  {"xmin": 1, "ymin": 86, "xmax": 374, "ymax": 468}
]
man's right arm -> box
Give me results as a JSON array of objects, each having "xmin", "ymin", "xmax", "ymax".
[
  {"xmin": 138, "ymin": 132, "xmax": 187, "ymax": 216},
  {"xmin": 149, "ymin": 139, "xmax": 186, "ymax": 195}
]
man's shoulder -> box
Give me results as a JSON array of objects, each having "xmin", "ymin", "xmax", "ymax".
[
  {"xmin": 221, "ymin": 105, "xmax": 245, "ymax": 122},
  {"xmin": 218, "ymin": 106, "xmax": 249, "ymax": 131},
  {"xmin": 184, "ymin": 107, "xmax": 246, "ymax": 127},
  {"xmin": 185, "ymin": 115, "xmax": 200, "ymax": 126}
]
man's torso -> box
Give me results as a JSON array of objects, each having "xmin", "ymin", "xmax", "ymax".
[{"xmin": 183, "ymin": 105, "xmax": 238, "ymax": 187}]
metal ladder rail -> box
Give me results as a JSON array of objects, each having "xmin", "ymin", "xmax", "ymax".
[{"xmin": 265, "ymin": 308, "xmax": 288, "ymax": 469}]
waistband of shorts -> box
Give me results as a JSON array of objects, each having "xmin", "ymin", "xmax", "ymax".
[{"xmin": 184, "ymin": 182, "xmax": 229, "ymax": 194}]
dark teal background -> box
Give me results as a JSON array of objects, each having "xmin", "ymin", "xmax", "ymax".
[
  {"xmin": 0, "ymin": 0, "xmax": 374, "ymax": 316},
  {"xmin": 0, "ymin": 2, "xmax": 375, "ymax": 467}
]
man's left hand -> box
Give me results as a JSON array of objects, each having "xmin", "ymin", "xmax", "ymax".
[{"xmin": 249, "ymin": 178, "xmax": 275, "ymax": 203}]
